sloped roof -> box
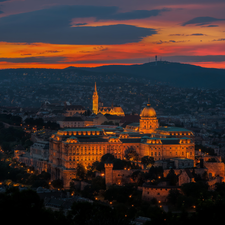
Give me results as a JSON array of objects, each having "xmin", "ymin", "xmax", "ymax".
[{"xmin": 156, "ymin": 127, "xmax": 192, "ymax": 132}]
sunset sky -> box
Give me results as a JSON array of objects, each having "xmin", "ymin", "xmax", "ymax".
[{"xmin": 0, "ymin": 0, "xmax": 225, "ymax": 69}]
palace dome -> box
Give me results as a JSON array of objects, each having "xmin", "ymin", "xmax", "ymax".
[{"xmin": 140, "ymin": 103, "xmax": 156, "ymax": 117}]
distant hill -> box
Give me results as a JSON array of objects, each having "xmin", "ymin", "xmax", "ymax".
[
  {"xmin": 1, "ymin": 61, "xmax": 225, "ymax": 88},
  {"xmin": 66, "ymin": 61, "xmax": 225, "ymax": 88}
]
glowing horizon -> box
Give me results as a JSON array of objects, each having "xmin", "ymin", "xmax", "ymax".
[{"xmin": 0, "ymin": 1, "xmax": 225, "ymax": 69}]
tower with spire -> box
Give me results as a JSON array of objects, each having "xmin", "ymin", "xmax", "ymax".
[{"xmin": 92, "ymin": 82, "xmax": 99, "ymax": 114}]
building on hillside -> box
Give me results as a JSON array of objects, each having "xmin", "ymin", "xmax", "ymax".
[
  {"xmin": 15, "ymin": 141, "xmax": 49, "ymax": 173},
  {"xmin": 15, "ymin": 97, "xmax": 195, "ymax": 188},
  {"xmin": 142, "ymin": 184, "xmax": 178, "ymax": 202},
  {"xmin": 48, "ymin": 101, "xmax": 195, "ymax": 188},
  {"xmin": 178, "ymin": 168, "xmax": 195, "ymax": 186},
  {"xmin": 92, "ymin": 83, "xmax": 125, "ymax": 116},
  {"xmin": 30, "ymin": 141, "xmax": 49, "ymax": 161},
  {"xmin": 37, "ymin": 101, "xmax": 86, "ymax": 117},
  {"xmin": 57, "ymin": 117, "xmax": 85, "ymax": 128},
  {"xmin": 63, "ymin": 105, "xmax": 86, "ymax": 117}
]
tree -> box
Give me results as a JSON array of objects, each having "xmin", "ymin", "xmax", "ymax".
[
  {"xmin": 104, "ymin": 185, "xmax": 135, "ymax": 203},
  {"xmin": 202, "ymin": 171, "xmax": 209, "ymax": 180},
  {"xmin": 1, "ymin": 142, "xmax": 10, "ymax": 151},
  {"xmin": 215, "ymin": 182, "xmax": 225, "ymax": 194},
  {"xmin": 148, "ymin": 166, "xmax": 164, "ymax": 181},
  {"xmin": 124, "ymin": 147, "xmax": 139, "ymax": 161},
  {"xmin": 131, "ymin": 170, "xmax": 141, "ymax": 181},
  {"xmin": 167, "ymin": 189, "xmax": 182, "ymax": 205},
  {"xmin": 31, "ymin": 180, "xmax": 49, "ymax": 188},
  {"xmin": 91, "ymin": 176, "xmax": 106, "ymax": 191},
  {"xmin": 76, "ymin": 163, "xmax": 86, "ymax": 180},
  {"xmin": 24, "ymin": 139, "xmax": 33, "ymax": 149},
  {"xmin": 0, "ymin": 122, "xmax": 4, "ymax": 129},
  {"xmin": 0, "ymin": 189, "xmax": 68, "ymax": 224},
  {"xmin": 166, "ymin": 169, "xmax": 178, "ymax": 186},
  {"xmin": 38, "ymin": 171, "xmax": 51, "ymax": 181},
  {"xmin": 112, "ymin": 158, "xmax": 125, "ymax": 170},
  {"xmin": 68, "ymin": 201, "xmax": 130, "ymax": 225},
  {"xmin": 141, "ymin": 156, "xmax": 155, "ymax": 166},
  {"xmin": 101, "ymin": 153, "xmax": 115, "ymax": 163},
  {"xmin": 92, "ymin": 161, "xmax": 105, "ymax": 172},
  {"xmin": 86, "ymin": 170, "xmax": 95, "ymax": 180},
  {"xmin": 180, "ymin": 181, "xmax": 209, "ymax": 202},
  {"xmin": 137, "ymin": 172, "xmax": 146, "ymax": 186},
  {"xmin": 51, "ymin": 179, "xmax": 63, "ymax": 189}
]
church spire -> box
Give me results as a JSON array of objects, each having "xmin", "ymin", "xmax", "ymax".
[
  {"xmin": 95, "ymin": 82, "xmax": 97, "ymax": 92},
  {"xmin": 92, "ymin": 82, "xmax": 99, "ymax": 114}
]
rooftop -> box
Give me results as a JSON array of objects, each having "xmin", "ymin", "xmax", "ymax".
[
  {"xmin": 157, "ymin": 126, "xmax": 192, "ymax": 132},
  {"xmin": 62, "ymin": 127, "xmax": 102, "ymax": 132}
]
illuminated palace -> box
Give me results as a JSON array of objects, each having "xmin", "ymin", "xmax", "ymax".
[
  {"xmin": 92, "ymin": 82, "xmax": 125, "ymax": 116},
  {"xmin": 49, "ymin": 101, "xmax": 195, "ymax": 188}
]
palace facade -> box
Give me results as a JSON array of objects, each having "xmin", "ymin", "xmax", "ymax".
[
  {"xmin": 15, "ymin": 88, "xmax": 195, "ymax": 188},
  {"xmin": 48, "ymin": 101, "xmax": 194, "ymax": 188}
]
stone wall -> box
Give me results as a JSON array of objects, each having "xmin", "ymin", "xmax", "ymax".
[
  {"xmin": 207, "ymin": 177, "xmax": 221, "ymax": 190},
  {"xmin": 163, "ymin": 168, "xmax": 207, "ymax": 178},
  {"xmin": 142, "ymin": 186, "xmax": 178, "ymax": 202},
  {"xmin": 104, "ymin": 165, "xmax": 149, "ymax": 186},
  {"xmin": 17, "ymin": 155, "xmax": 48, "ymax": 173},
  {"xmin": 204, "ymin": 162, "xmax": 225, "ymax": 178}
]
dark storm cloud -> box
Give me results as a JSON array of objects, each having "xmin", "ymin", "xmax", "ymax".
[
  {"xmin": 0, "ymin": 24, "xmax": 156, "ymax": 44},
  {"xmin": 154, "ymin": 40, "xmax": 188, "ymax": 44},
  {"xmin": 212, "ymin": 38, "xmax": 225, "ymax": 41},
  {"xmin": 0, "ymin": 11, "xmax": 3, "ymax": 14},
  {"xmin": 182, "ymin": 17, "xmax": 225, "ymax": 26},
  {"xmin": 74, "ymin": 23, "xmax": 88, "ymax": 26},
  {"xmin": 96, "ymin": 8, "xmax": 170, "ymax": 21},
  {"xmin": 0, "ymin": 5, "xmax": 158, "ymax": 44},
  {"xmin": 206, "ymin": 25, "xmax": 219, "ymax": 27},
  {"xmin": 169, "ymin": 34, "xmax": 185, "ymax": 36},
  {"xmin": 0, "ymin": 57, "xmax": 65, "ymax": 63},
  {"xmin": 190, "ymin": 33, "xmax": 205, "ymax": 36},
  {"xmin": 169, "ymin": 33, "xmax": 206, "ymax": 36}
]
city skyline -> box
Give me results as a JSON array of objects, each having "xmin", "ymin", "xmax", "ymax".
[{"xmin": 0, "ymin": 0, "xmax": 225, "ymax": 69}]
